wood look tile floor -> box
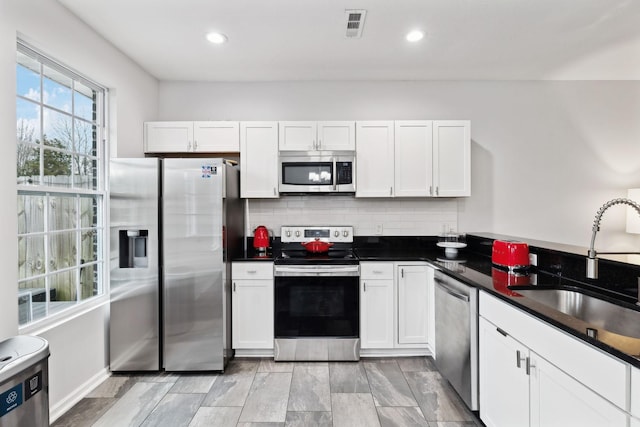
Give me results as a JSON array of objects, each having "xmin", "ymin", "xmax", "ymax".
[{"xmin": 53, "ymin": 357, "xmax": 482, "ymax": 427}]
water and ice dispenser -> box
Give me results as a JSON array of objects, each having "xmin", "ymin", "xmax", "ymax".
[{"xmin": 119, "ymin": 230, "xmax": 149, "ymax": 268}]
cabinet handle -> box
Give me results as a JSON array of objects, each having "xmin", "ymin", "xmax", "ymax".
[
  {"xmin": 233, "ymin": 282, "xmax": 236, "ymax": 292},
  {"xmin": 318, "ymin": 139, "xmax": 321, "ymax": 150},
  {"xmin": 390, "ymin": 187, "xmax": 393, "ymax": 196},
  {"xmin": 373, "ymin": 270, "xmax": 383, "ymax": 274},
  {"xmin": 496, "ymin": 327, "xmax": 508, "ymax": 337},
  {"xmin": 435, "ymin": 186, "xmax": 439, "ymax": 196},
  {"xmin": 516, "ymin": 350, "xmax": 526, "ymax": 368},
  {"xmin": 273, "ymin": 187, "xmax": 277, "ymax": 196},
  {"xmin": 401, "ymin": 268, "xmax": 404, "ymax": 278},
  {"xmin": 247, "ymin": 270, "xmax": 257, "ymax": 274},
  {"xmin": 429, "ymin": 185, "xmax": 433, "ymax": 196},
  {"xmin": 194, "ymin": 140, "xmax": 198, "ymax": 151},
  {"xmin": 526, "ymin": 357, "xmax": 533, "ymax": 375},
  {"xmin": 187, "ymin": 141, "xmax": 192, "ymax": 151},
  {"xmin": 313, "ymin": 140, "xmax": 317, "ymax": 150},
  {"xmin": 363, "ymin": 282, "xmax": 366, "ymax": 292}
]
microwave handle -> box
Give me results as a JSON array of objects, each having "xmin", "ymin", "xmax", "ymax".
[{"xmin": 333, "ymin": 158, "xmax": 337, "ymax": 190}]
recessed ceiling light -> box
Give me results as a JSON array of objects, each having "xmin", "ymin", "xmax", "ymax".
[
  {"xmin": 206, "ymin": 32, "xmax": 228, "ymax": 44},
  {"xmin": 406, "ymin": 30, "xmax": 424, "ymax": 43}
]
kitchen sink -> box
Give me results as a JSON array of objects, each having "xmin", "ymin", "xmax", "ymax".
[{"xmin": 512, "ymin": 287, "xmax": 640, "ymax": 339}]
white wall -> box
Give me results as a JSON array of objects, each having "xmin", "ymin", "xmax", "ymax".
[
  {"xmin": 1, "ymin": 0, "xmax": 158, "ymax": 417},
  {"xmin": 158, "ymin": 80, "xmax": 640, "ymax": 249}
]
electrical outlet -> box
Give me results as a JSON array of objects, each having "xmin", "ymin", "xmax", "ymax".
[
  {"xmin": 375, "ymin": 224, "xmax": 383, "ymax": 235},
  {"xmin": 529, "ymin": 253, "xmax": 538, "ymax": 266}
]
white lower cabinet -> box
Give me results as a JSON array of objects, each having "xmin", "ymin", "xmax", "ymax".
[
  {"xmin": 397, "ymin": 265, "xmax": 430, "ymax": 344},
  {"xmin": 479, "ymin": 291, "xmax": 627, "ymax": 427},
  {"xmin": 530, "ymin": 354, "xmax": 627, "ymax": 427},
  {"xmin": 479, "ymin": 317, "xmax": 530, "ymax": 427},
  {"xmin": 360, "ymin": 262, "xmax": 432, "ymax": 354},
  {"xmin": 232, "ymin": 262, "xmax": 274, "ymax": 350},
  {"xmin": 360, "ymin": 264, "xmax": 394, "ymax": 349}
]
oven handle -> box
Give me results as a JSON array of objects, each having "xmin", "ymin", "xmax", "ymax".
[{"xmin": 274, "ymin": 265, "xmax": 360, "ymax": 277}]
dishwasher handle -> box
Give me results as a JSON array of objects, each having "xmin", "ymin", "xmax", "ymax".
[{"xmin": 434, "ymin": 277, "xmax": 470, "ymax": 302}]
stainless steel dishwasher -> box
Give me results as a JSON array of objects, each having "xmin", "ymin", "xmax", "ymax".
[{"xmin": 433, "ymin": 269, "xmax": 479, "ymax": 411}]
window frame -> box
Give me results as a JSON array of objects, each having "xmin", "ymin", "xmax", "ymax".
[{"xmin": 16, "ymin": 40, "xmax": 109, "ymax": 331}]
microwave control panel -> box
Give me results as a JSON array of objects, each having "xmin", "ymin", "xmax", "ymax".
[{"xmin": 336, "ymin": 162, "xmax": 353, "ymax": 185}]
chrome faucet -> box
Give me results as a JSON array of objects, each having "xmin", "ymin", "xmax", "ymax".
[{"xmin": 586, "ymin": 198, "xmax": 640, "ymax": 279}]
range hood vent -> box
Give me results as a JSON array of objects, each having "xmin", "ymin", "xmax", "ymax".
[{"xmin": 345, "ymin": 9, "xmax": 367, "ymax": 38}]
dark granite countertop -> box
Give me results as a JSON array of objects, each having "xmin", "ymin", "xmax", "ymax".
[{"xmin": 232, "ymin": 233, "xmax": 640, "ymax": 368}]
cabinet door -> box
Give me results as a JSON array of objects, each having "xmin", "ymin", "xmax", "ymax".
[
  {"xmin": 433, "ymin": 120, "xmax": 470, "ymax": 197},
  {"xmin": 232, "ymin": 279, "xmax": 274, "ymax": 349},
  {"xmin": 317, "ymin": 121, "xmax": 355, "ymax": 150},
  {"xmin": 397, "ymin": 265, "xmax": 429, "ymax": 345},
  {"xmin": 194, "ymin": 121, "xmax": 240, "ymax": 152},
  {"xmin": 530, "ymin": 353, "xmax": 627, "ymax": 427},
  {"xmin": 279, "ymin": 121, "xmax": 317, "ymax": 151},
  {"xmin": 240, "ymin": 122, "xmax": 279, "ymax": 198},
  {"xmin": 355, "ymin": 121, "xmax": 395, "ymax": 197},
  {"xmin": 360, "ymin": 278, "xmax": 394, "ymax": 349},
  {"xmin": 479, "ymin": 317, "xmax": 530, "ymax": 427},
  {"xmin": 144, "ymin": 121, "xmax": 193, "ymax": 153},
  {"xmin": 394, "ymin": 121, "xmax": 433, "ymax": 197}
]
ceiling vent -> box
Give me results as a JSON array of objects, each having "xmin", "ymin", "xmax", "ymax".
[{"xmin": 345, "ymin": 9, "xmax": 367, "ymax": 38}]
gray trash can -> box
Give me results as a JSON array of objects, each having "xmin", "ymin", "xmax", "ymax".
[{"xmin": 0, "ymin": 336, "xmax": 49, "ymax": 427}]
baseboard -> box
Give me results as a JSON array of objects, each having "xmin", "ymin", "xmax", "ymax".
[
  {"xmin": 234, "ymin": 349, "xmax": 274, "ymax": 358},
  {"xmin": 360, "ymin": 348, "xmax": 433, "ymax": 358},
  {"xmin": 49, "ymin": 367, "xmax": 111, "ymax": 423}
]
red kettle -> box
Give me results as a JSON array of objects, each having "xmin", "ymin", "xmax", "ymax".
[{"xmin": 253, "ymin": 226, "xmax": 270, "ymax": 251}]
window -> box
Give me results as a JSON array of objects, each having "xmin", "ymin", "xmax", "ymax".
[{"xmin": 16, "ymin": 41, "xmax": 107, "ymax": 326}]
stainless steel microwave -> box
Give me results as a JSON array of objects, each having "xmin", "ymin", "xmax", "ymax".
[{"xmin": 278, "ymin": 151, "xmax": 356, "ymax": 193}]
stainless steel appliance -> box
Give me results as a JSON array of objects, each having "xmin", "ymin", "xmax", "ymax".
[
  {"xmin": 274, "ymin": 226, "xmax": 360, "ymax": 361},
  {"xmin": 434, "ymin": 269, "xmax": 479, "ymax": 411},
  {"xmin": 109, "ymin": 158, "xmax": 243, "ymax": 372},
  {"xmin": 278, "ymin": 151, "xmax": 355, "ymax": 193}
]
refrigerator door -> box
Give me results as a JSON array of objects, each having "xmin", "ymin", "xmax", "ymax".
[
  {"xmin": 109, "ymin": 158, "xmax": 160, "ymax": 371},
  {"xmin": 163, "ymin": 158, "xmax": 224, "ymax": 371}
]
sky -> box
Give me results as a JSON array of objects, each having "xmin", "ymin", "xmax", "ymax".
[{"xmin": 16, "ymin": 61, "xmax": 93, "ymax": 146}]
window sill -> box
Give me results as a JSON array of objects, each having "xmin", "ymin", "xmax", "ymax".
[{"xmin": 19, "ymin": 294, "xmax": 110, "ymax": 336}]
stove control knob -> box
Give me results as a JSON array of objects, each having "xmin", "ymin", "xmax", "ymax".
[
  {"xmin": 295, "ymin": 230, "xmax": 300, "ymax": 237},
  {"xmin": 286, "ymin": 230, "xmax": 291, "ymax": 237},
  {"xmin": 343, "ymin": 230, "xmax": 349, "ymax": 237},
  {"xmin": 334, "ymin": 231, "xmax": 340, "ymax": 237}
]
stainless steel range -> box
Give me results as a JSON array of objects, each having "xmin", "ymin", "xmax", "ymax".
[{"xmin": 274, "ymin": 225, "xmax": 360, "ymax": 361}]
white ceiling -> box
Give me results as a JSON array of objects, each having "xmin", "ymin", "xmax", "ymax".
[{"xmin": 58, "ymin": 0, "xmax": 640, "ymax": 82}]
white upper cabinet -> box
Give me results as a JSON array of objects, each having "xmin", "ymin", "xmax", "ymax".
[
  {"xmin": 394, "ymin": 121, "xmax": 433, "ymax": 197},
  {"xmin": 279, "ymin": 121, "xmax": 355, "ymax": 151},
  {"xmin": 433, "ymin": 120, "xmax": 470, "ymax": 197},
  {"xmin": 144, "ymin": 121, "xmax": 194, "ymax": 153},
  {"xmin": 356, "ymin": 120, "xmax": 470, "ymax": 198},
  {"xmin": 355, "ymin": 121, "xmax": 395, "ymax": 197},
  {"xmin": 193, "ymin": 121, "xmax": 240, "ymax": 152},
  {"xmin": 240, "ymin": 121, "xmax": 279, "ymax": 198},
  {"xmin": 144, "ymin": 121, "xmax": 240, "ymax": 153}
]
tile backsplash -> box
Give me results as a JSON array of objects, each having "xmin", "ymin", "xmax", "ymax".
[{"xmin": 247, "ymin": 196, "xmax": 458, "ymax": 236}]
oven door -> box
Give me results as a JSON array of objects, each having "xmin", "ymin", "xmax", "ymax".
[{"xmin": 273, "ymin": 264, "xmax": 360, "ymax": 360}]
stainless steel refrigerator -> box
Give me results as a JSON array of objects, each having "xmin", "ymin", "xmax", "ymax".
[{"xmin": 109, "ymin": 158, "xmax": 243, "ymax": 371}]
